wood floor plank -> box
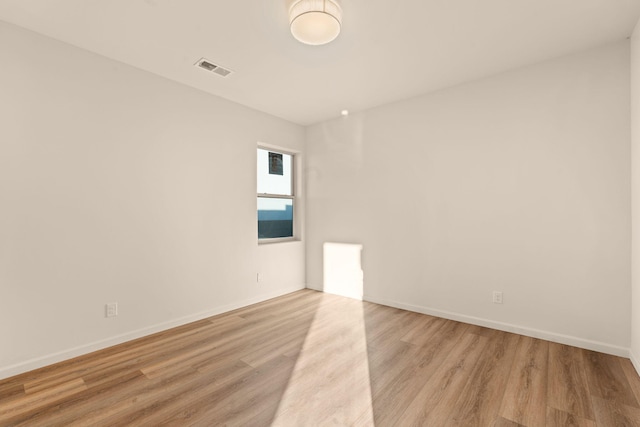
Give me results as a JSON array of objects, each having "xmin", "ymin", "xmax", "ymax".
[
  {"xmin": 365, "ymin": 308, "xmax": 422, "ymax": 351},
  {"xmin": 546, "ymin": 406, "xmax": 597, "ymax": 427},
  {"xmin": 592, "ymin": 395, "xmax": 640, "ymax": 426},
  {"xmin": 498, "ymin": 336, "xmax": 549, "ymax": 426},
  {"xmin": 0, "ymin": 382, "xmax": 24, "ymax": 406},
  {"xmin": 620, "ymin": 358, "xmax": 640, "ymax": 407},
  {"xmin": 79, "ymin": 317, "xmax": 244, "ymax": 386},
  {"xmin": 268, "ymin": 315, "xmax": 373, "ymax": 424},
  {"xmin": 131, "ymin": 356, "xmax": 296, "ymax": 426},
  {"xmin": 85, "ymin": 361, "xmax": 253, "ymax": 426},
  {"xmin": 139, "ymin": 309, "xmax": 309, "ymax": 379},
  {"xmin": 13, "ymin": 317, "xmax": 216, "ymax": 386},
  {"xmin": 547, "ymin": 342, "xmax": 595, "ymax": 421},
  {"xmin": 399, "ymin": 312, "xmax": 439, "ymax": 343},
  {"xmin": 365, "ymin": 339, "xmax": 417, "ymax": 395},
  {"xmin": 276, "ymin": 344, "xmax": 374, "ymax": 426},
  {"xmin": 13, "ymin": 370, "xmax": 146, "ymax": 427},
  {"xmin": 221, "ymin": 288, "xmax": 321, "ymax": 320},
  {"xmin": 2, "ymin": 289, "xmax": 640, "ymax": 426},
  {"xmin": 493, "ymin": 417, "xmax": 525, "ymax": 427},
  {"xmin": 401, "ymin": 316, "xmax": 449, "ymax": 347},
  {"xmin": 448, "ymin": 330, "xmax": 520, "ymax": 426},
  {"xmin": 395, "ymin": 332, "xmax": 488, "ymax": 426},
  {"xmin": 239, "ymin": 313, "xmax": 319, "ymax": 367},
  {"xmin": 18, "ymin": 316, "xmax": 236, "ymax": 396},
  {"xmin": 357, "ymin": 320, "xmax": 470, "ymax": 426},
  {"xmin": 583, "ymin": 350, "xmax": 640, "ymax": 408},
  {"xmin": 0, "ymin": 378, "xmax": 87, "ymax": 425},
  {"xmin": 467, "ymin": 324, "xmax": 499, "ymax": 338}
]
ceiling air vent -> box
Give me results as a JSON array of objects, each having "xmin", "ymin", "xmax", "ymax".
[{"xmin": 195, "ymin": 58, "xmax": 233, "ymax": 78}]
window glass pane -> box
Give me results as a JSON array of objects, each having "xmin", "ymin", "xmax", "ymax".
[
  {"xmin": 258, "ymin": 197, "xmax": 293, "ymax": 239},
  {"xmin": 257, "ymin": 148, "xmax": 292, "ymax": 196}
]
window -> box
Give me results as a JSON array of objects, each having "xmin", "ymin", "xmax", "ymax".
[{"xmin": 257, "ymin": 148, "xmax": 295, "ymax": 240}]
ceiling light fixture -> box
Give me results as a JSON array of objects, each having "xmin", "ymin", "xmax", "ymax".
[{"xmin": 289, "ymin": 0, "xmax": 342, "ymax": 46}]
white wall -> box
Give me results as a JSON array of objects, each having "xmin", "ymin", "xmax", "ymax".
[
  {"xmin": 631, "ymin": 18, "xmax": 640, "ymax": 369},
  {"xmin": 306, "ymin": 42, "xmax": 631, "ymax": 355},
  {"xmin": 0, "ymin": 21, "xmax": 305, "ymax": 379}
]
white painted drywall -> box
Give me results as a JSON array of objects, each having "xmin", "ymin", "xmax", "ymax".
[
  {"xmin": 0, "ymin": 21, "xmax": 305, "ymax": 379},
  {"xmin": 306, "ymin": 42, "xmax": 631, "ymax": 354},
  {"xmin": 631, "ymin": 18, "xmax": 640, "ymax": 370}
]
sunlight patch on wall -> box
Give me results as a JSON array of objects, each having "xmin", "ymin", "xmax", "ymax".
[{"xmin": 323, "ymin": 242, "xmax": 364, "ymax": 301}]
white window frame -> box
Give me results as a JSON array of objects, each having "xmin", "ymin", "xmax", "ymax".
[{"xmin": 257, "ymin": 145, "xmax": 297, "ymax": 244}]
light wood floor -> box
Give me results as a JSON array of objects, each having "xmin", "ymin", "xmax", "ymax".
[{"xmin": 1, "ymin": 290, "xmax": 640, "ymax": 426}]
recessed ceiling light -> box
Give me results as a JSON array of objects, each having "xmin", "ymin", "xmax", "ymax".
[{"xmin": 341, "ymin": 110, "xmax": 349, "ymax": 116}]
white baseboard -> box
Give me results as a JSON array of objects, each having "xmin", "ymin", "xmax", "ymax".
[
  {"xmin": 630, "ymin": 350, "xmax": 640, "ymax": 377},
  {"xmin": 363, "ymin": 294, "xmax": 630, "ymax": 358},
  {"xmin": 0, "ymin": 285, "xmax": 304, "ymax": 381}
]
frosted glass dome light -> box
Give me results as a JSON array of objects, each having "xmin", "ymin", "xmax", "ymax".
[{"xmin": 289, "ymin": 0, "xmax": 342, "ymax": 46}]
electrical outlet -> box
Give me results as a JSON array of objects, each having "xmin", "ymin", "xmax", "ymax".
[
  {"xmin": 492, "ymin": 291, "xmax": 503, "ymax": 304},
  {"xmin": 257, "ymin": 273, "xmax": 260, "ymax": 283},
  {"xmin": 106, "ymin": 303, "xmax": 118, "ymax": 317}
]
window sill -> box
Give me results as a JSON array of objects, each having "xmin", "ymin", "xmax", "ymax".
[{"xmin": 258, "ymin": 237, "xmax": 300, "ymax": 245}]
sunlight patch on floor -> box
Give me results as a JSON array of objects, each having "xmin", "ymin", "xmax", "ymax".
[{"xmin": 271, "ymin": 297, "xmax": 374, "ymax": 425}]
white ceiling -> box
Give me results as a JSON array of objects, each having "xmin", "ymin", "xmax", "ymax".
[{"xmin": 1, "ymin": 0, "xmax": 639, "ymax": 126}]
